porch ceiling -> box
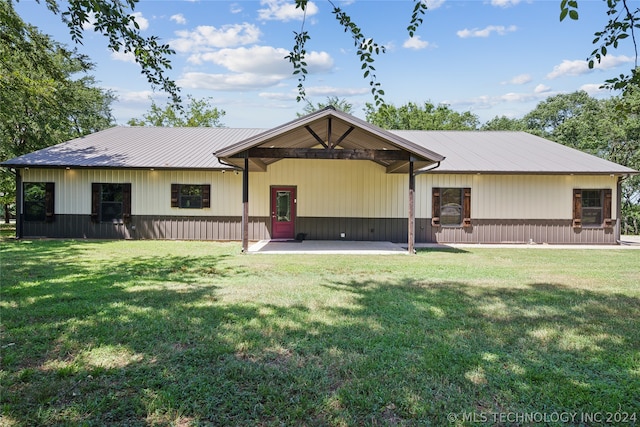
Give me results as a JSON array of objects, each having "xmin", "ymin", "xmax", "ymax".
[{"xmin": 215, "ymin": 107, "xmax": 445, "ymax": 173}]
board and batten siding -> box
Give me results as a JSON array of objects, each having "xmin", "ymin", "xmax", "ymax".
[
  {"xmin": 249, "ymin": 159, "xmax": 410, "ymax": 218},
  {"xmin": 21, "ymin": 168, "xmax": 244, "ymax": 216},
  {"xmin": 437, "ymin": 174, "xmax": 619, "ymax": 220},
  {"xmin": 20, "ymin": 164, "xmax": 619, "ymax": 243}
]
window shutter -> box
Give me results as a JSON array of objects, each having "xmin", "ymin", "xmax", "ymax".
[
  {"xmin": 462, "ymin": 187, "xmax": 472, "ymax": 228},
  {"xmin": 201, "ymin": 185, "xmax": 211, "ymax": 208},
  {"xmin": 603, "ymin": 188, "xmax": 613, "ymax": 229},
  {"xmin": 572, "ymin": 189, "xmax": 582, "ymax": 228},
  {"xmin": 45, "ymin": 182, "xmax": 55, "ymax": 223},
  {"xmin": 171, "ymin": 184, "xmax": 179, "ymax": 208},
  {"xmin": 431, "ymin": 187, "xmax": 440, "ymax": 227},
  {"xmin": 122, "ymin": 183, "xmax": 132, "ymax": 223},
  {"xmin": 91, "ymin": 183, "xmax": 100, "ymax": 223}
]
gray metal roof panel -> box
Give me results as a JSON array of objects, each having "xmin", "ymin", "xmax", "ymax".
[
  {"xmin": 392, "ymin": 130, "xmax": 637, "ymax": 174},
  {"xmin": 1, "ymin": 126, "xmax": 266, "ymax": 169},
  {"xmin": 2, "ymin": 127, "xmax": 636, "ymax": 175}
]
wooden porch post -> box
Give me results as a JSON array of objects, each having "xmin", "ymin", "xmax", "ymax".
[
  {"xmin": 408, "ymin": 160, "xmax": 415, "ymax": 254},
  {"xmin": 15, "ymin": 169, "xmax": 23, "ymax": 239},
  {"xmin": 242, "ymin": 155, "xmax": 249, "ymax": 252}
]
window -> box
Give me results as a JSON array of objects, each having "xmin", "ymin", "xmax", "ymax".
[
  {"xmin": 24, "ymin": 182, "xmax": 54, "ymax": 222},
  {"xmin": 91, "ymin": 183, "xmax": 131, "ymax": 223},
  {"xmin": 432, "ymin": 187, "xmax": 471, "ymax": 228},
  {"xmin": 171, "ymin": 184, "xmax": 210, "ymax": 209},
  {"xmin": 573, "ymin": 189, "xmax": 612, "ymax": 228}
]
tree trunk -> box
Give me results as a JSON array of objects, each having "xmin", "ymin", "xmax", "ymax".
[{"xmin": 4, "ymin": 204, "xmax": 9, "ymax": 224}]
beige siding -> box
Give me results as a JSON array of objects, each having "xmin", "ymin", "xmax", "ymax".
[
  {"xmin": 22, "ymin": 166, "xmax": 619, "ymax": 221},
  {"xmin": 418, "ymin": 173, "xmax": 618, "ymax": 220},
  {"xmin": 249, "ymin": 159, "xmax": 409, "ymax": 218},
  {"xmin": 22, "ymin": 168, "xmax": 244, "ymax": 216}
]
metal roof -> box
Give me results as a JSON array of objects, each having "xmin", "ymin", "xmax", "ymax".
[
  {"xmin": 1, "ymin": 126, "xmax": 265, "ymax": 170},
  {"xmin": 1, "ymin": 122, "xmax": 636, "ymax": 176},
  {"xmin": 391, "ymin": 130, "xmax": 637, "ymax": 175}
]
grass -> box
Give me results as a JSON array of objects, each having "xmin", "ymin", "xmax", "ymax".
[
  {"xmin": 0, "ymin": 223, "xmax": 15, "ymax": 239},
  {"xmin": 1, "ymin": 235, "xmax": 639, "ymax": 426}
]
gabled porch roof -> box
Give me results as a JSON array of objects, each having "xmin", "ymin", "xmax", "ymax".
[{"xmin": 215, "ymin": 107, "xmax": 445, "ymax": 173}]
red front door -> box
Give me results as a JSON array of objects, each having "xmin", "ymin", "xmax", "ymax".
[{"xmin": 271, "ymin": 186, "xmax": 296, "ymax": 240}]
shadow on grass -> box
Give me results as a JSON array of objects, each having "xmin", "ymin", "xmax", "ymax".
[{"xmin": 1, "ymin": 242, "xmax": 639, "ymax": 425}]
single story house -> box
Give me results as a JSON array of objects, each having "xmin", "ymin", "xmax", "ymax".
[{"xmin": 2, "ymin": 107, "xmax": 637, "ymax": 249}]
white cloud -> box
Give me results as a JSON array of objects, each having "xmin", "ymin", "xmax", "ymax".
[
  {"xmin": 580, "ymin": 83, "xmax": 608, "ymax": 96},
  {"xmin": 258, "ymin": 0, "xmax": 319, "ymax": 21},
  {"xmin": 259, "ymin": 91, "xmax": 295, "ymax": 101},
  {"xmin": 403, "ymin": 36, "xmax": 433, "ymax": 50},
  {"xmin": 546, "ymin": 59, "xmax": 589, "ymax": 79},
  {"xmin": 117, "ymin": 90, "xmax": 157, "ymax": 104},
  {"xmin": 491, "ymin": 0, "xmax": 521, "ymax": 7},
  {"xmin": 502, "ymin": 74, "xmax": 532, "ymax": 85},
  {"xmin": 425, "ymin": 0, "xmax": 446, "ymax": 9},
  {"xmin": 178, "ymin": 72, "xmax": 286, "ymax": 91},
  {"xmin": 546, "ymin": 55, "xmax": 633, "ymax": 79},
  {"xmin": 171, "ymin": 24, "xmax": 262, "ymax": 52},
  {"xmin": 170, "ymin": 14, "xmax": 187, "ymax": 25},
  {"xmin": 306, "ymin": 86, "xmax": 369, "ymax": 97},
  {"xmin": 81, "ymin": 13, "xmax": 96, "ymax": 31},
  {"xmin": 110, "ymin": 50, "xmax": 136, "ymax": 63},
  {"xmin": 189, "ymin": 46, "xmax": 334, "ymax": 75},
  {"xmin": 230, "ymin": 3, "xmax": 243, "ymax": 14},
  {"xmin": 130, "ymin": 12, "xmax": 149, "ymax": 31},
  {"xmin": 499, "ymin": 92, "xmax": 537, "ymax": 102},
  {"xmin": 534, "ymin": 84, "xmax": 551, "ymax": 93},
  {"xmin": 444, "ymin": 88, "xmax": 557, "ymax": 111},
  {"xmin": 260, "ymin": 85, "xmax": 369, "ymax": 101},
  {"xmin": 457, "ymin": 25, "xmax": 517, "ymax": 38}
]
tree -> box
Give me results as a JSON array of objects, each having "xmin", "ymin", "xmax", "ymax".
[
  {"xmin": 480, "ymin": 116, "xmax": 525, "ymax": 131},
  {"xmin": 16, "ymin": 0, "xmax": 180, "ymax": 104},
  {"xmin": 364, "ymin": 101, "xmax": 479, "ymax": 130},
  {"xmin": 520, "ymin": 91, "xmax": 597, "ymax": 139},
  {"xmin": 1, "ymin": 1, "xmax": 115, "ymax": 221},
  {"xmin": 296, "ymin": 96, "xmax": 353, "ymax": 117},
  {"xmin": 127, "ymin": 95, "xmax": 226, "ymax": 127}
]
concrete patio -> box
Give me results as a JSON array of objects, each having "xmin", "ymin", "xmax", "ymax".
[
  {"xmin": 248, "ymin": 240, "xmax": 408, "ymax": 254},
  {"xmin": 247, "ymin": 236, "xmax": 640, "ymax": 254}
]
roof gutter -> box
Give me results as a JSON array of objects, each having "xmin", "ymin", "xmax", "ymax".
[
  {"xmin": 415, "ymin": 161, "xmax": 442, "ymax": 176},
  {"xmin": 215, "ymin": 155, "xmax": 243, "ymax": 171}
]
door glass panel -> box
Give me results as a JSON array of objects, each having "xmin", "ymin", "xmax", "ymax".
[{"xmin": 276, "ymin": 191, "xmax": 290, "ymax": 222}]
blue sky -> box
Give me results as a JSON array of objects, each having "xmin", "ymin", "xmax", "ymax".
[{"xmin": 16, "ymin": 0, "xmax": 637, "ymax": 128}]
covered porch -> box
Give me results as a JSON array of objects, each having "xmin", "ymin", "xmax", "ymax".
[{"xmin": 215, "ymin": 107, "xmax": 445, "ymax": 254}]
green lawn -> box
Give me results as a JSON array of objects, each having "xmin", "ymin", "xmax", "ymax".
[
  {"xmin": 0, "ymin": 223, "xmax": 15, "ymax": 239},
  {"xmin": 1, "ymin": 238, "xmax": 639, "ymax": 426}
]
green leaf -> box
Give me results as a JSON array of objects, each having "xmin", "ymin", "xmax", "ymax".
[
  {"xmin": 560, "ymin": 8, "xmax": 568, "ymax": 21},
  {"xmin": 569, "ymin": 10, "xmax": 579, "ymax": 20}
]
